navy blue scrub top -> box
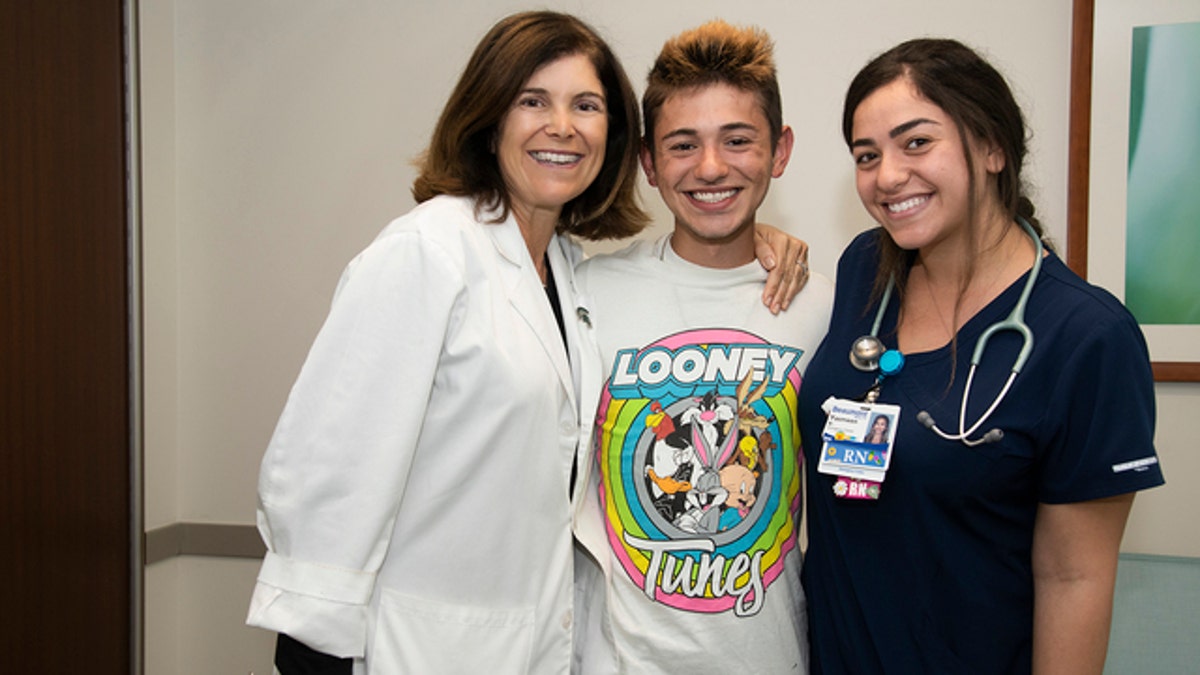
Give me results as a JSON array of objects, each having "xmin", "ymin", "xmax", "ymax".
[{"xmin": 800, "ymin": 230, "xmax": 1164, "ymax": 674}]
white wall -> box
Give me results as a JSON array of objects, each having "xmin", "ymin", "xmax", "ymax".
[{"xmin": 140, "ymin": 0, "xmax": 1197, "ymax": 672}]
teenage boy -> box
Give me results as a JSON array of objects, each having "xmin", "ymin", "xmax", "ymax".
[{"xmin": 573, "ymin": 20, "xmax": 832, "ymax": 674}]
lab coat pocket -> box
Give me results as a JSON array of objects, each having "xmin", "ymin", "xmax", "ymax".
[{"xmin": 369, "ymin": 587, "xmax": 534, "ymax": 674}]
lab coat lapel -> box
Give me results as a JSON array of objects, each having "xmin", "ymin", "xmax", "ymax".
[
  {"xmin": 486, "ymin": 217, "xmax": 575, "ymax": 405},
  {"xmin": 547, "ymin": 235, "xmax": 587, "ymax": 403},
  {"xmin": 553, "ymin": 236, "xmax": 612, "ymax": 574}
]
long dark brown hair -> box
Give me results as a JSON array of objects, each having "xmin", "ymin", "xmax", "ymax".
[
  {"xmin": 842, "ymin": 38, "xmax": 1048, "ymax": 305},
  {"xmin": 412, "ymin": 11, "xmax": 647, "ymax": 240}
]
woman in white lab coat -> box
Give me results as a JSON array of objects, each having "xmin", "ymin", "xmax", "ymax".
[
  {"xmin": 247, "ymin": 12, "xmax": 645, "ymax": 674},
  {"xmin": 247, "ymin": 11, "xmax": 806, "ymax": 673}
]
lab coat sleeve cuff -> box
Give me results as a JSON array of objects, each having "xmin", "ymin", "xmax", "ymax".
[{"xmin": 246, "ymin": 552, "xmax": 376, "ymax": 658}]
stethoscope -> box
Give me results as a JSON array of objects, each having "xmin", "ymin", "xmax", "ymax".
[{"xmin": 848, "ymin": 218, "xmax": 1044, "ymax": 447}]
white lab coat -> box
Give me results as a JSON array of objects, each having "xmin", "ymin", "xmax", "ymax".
[{"xmin": 247, "ymin": 195, "xmax": 604, "ymax": 674}]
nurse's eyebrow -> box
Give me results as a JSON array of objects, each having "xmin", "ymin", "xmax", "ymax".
[
  {"xmin": 850, "ymin": 118, "xmax": 941, "ymax": 149},
  {"xmin": 889, "ymin": 118, "xmax": 939, "ymax": 138}
]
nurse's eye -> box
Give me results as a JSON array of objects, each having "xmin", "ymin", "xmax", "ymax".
[
  {"xmin": 853, "ymin": 151, "xmax": 879, "ymax": 167},
  {"xmin": 904, "ymin": 137, "xmax": 931, "ymax": 151}
]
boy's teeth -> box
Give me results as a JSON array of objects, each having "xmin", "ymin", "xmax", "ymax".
[{"xmin": 691, "ymin": 189, "xmax": 737, "ymax": 203}]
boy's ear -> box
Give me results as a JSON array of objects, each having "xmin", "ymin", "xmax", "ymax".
[
  {"xmin": 771, "ymin": 126, "xmax": 794, "ymax": 178},
  {"xmin": 640, "ymin": 142, "xmax": 658, "ymax": 187}
]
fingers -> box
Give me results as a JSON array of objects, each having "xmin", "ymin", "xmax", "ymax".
[
  {"xmin": 786, "ymin": 241, "xmax": 810, "ymax": 310},
  {"xmin": 762, "ymin": 264, "xmax": 785, "ymax": 314},
  {"xmin": 764, "ymin": 239, "xmax": 809, "ymax": 313},
  {"xmin": 753, "ymin": 227, "xmax": 778, "ymax": 270},
  {"xmin": 754, "ymin": 225, "xmax": 810, "ymax": 313},
  {"xmin": 756, "ymin": 227, "xmax": 783, "ymax": 313},
  {"xmin": 782, "ymin": 256, "xmax": 810, "ymax": 311}
]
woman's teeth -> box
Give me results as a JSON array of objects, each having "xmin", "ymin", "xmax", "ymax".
[
  {"xmin": 531, "ymin": 151, "xmax": 581, "ymax": 165},
  {"xmin": 887, "ymin": 195, "xmax": 928, "ymax": 213}
]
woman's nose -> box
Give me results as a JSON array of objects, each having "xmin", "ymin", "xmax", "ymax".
[
  {"xmin": 545, "ymin": 105, "xmax": 575, "ymax": 138},
  {"xmin": 876, "ymin": 153, "xmax": 908, "ymax": 191}
]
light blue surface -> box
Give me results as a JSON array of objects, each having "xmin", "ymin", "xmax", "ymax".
[{"xmin": 1104, "ymin": 553, "xmax": 1200, "ymax": 673}]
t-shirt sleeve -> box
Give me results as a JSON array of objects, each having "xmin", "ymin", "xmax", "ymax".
[{"xmin": 1038, "ymin": 309, "xmax": 1163, "ymax": 504}]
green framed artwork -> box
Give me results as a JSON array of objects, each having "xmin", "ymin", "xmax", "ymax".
[{"xmin": 1069, "ymin": 0, "xmax": 1200, "ymax": 381}]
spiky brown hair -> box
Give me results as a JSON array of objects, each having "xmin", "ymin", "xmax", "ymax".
[{"xmin": 642, "ymin": 20, "xmax": 782, "ymax": 154}]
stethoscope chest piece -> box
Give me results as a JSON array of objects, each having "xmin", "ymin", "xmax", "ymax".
[
  {"xmin": 849, "ymin": 334, "xmax": 905, "ymax": 387},
  {"xmin": 850, "ymin": 335, "xmax": 886, "ymax": 372}
]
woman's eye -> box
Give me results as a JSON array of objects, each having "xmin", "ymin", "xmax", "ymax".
[
  {"xmin": 577, "ymin": 100, "xmax": 604, "ymax": 113},
  {"xmin": 854, "ymin": 152, "xmax": 878, "ymax": 166},
  {"xmin": 517, "ymin": 97, "xmax": 544, "ymax": 109},
  {"xmin": 905, "ymin": 137, "xmax": 929, "ymax": 150}
]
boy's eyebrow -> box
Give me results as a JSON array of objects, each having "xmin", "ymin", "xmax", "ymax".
[
  {"xmin": 659, "ymin": 121, "xmax": 759, "ymax": 142},
  {"xmin": 660, "ymin": 128, "xmax": 698, "ymax": 142},
  {"xmin": 720, "ymin": 121, "xmax": 757, "ymax": 133}
]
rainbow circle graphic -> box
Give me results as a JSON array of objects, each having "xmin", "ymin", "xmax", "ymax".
[{"xmin": 594, "ymin": 328, "xmax": 803, "ymax": 613}]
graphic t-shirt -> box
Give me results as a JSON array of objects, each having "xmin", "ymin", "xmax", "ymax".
[{"xmin": 576, "ymin": 235, "xmax": 832, "ymax": 673}]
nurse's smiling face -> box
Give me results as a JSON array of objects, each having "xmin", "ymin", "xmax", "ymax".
[
  {"xmin": 495, "ymin": 52, "xmax": 609, "ymax": 227},
  {"xmin": 848, "ymin": 76, "xmax": 1003, "ymax": 255}
]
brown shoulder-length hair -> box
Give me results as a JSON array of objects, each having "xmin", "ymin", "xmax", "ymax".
[
  {"xmin": 411, "ymin": 11, "xmax": 647, "ymax": 241},
  {"xmin": 842, "ymin": 38, "xmax": 1049, "ymax": 303}
]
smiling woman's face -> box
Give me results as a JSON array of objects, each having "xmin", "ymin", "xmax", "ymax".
[
  {"xmin": 495, "ymin": 52, "xmax": 608, "ymax": 227},
  {"xmin": 849, "ymin": 76, "xmax": 1002, "ymax": 254}
]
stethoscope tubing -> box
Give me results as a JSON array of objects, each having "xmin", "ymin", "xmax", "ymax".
[{"xmin": 853, "ymin": 217, "xmax": 1044, "ymax": 446}]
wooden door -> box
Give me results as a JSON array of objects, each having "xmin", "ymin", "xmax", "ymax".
[{"xmin": 0, "ymin": 1, "xmax": 134, "ymax": 671}]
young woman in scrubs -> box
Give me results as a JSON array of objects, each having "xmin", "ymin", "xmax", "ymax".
[
  {"xmin": 245, "ymin": 12, "xmax": 806, "ymax": 673},
  {"xmin": 800, "ymin": 38, "xmax": 1164, "ymax": 674}
]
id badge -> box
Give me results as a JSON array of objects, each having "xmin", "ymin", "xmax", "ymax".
[{"xmin": 817, "ymin": 397, "xmax": 899, "ymax": 500}]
